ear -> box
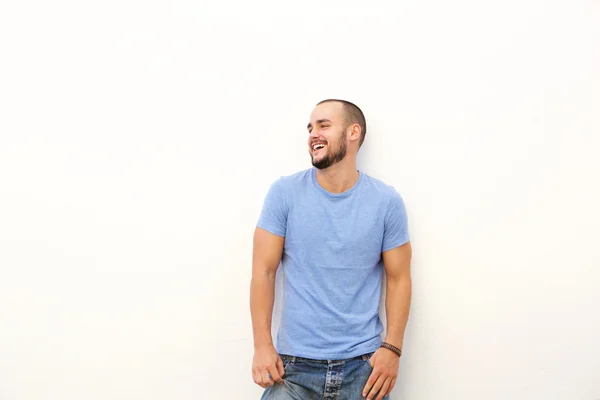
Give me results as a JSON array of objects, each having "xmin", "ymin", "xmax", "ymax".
[{"xmin": 348, "ymin": 123, "xmax": 361, "ymax": 143}]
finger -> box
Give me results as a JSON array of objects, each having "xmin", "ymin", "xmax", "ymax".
[
  {"xmin": 277, "ymin": 358, "xmax": 285, "ymax": 378},
  {"xmin": 253, "ymin": 369, "xmax": 266, "ymax": 388},
  {"xmin": 385, "ymin": 377, "xmax": 397, "ymax": 396},
  {"xmin": 261, "ymin": 370, "xmax": 274, "ymax": 387},
  {"xmin": 375, "ymin": 378, "xmax": 391, "ymax": 400},
  {"xmin": 362, "ymin": 370, "xmax": 378, "ymax": 397},
  {"xmin": 252, "ymin": 368, "xmax": 262, "ymax": 386},
  {"xmin": 268, "ymin": 365, "xmax": 284, "ymax": 384},
  {"xmin": 366, "ymin": 375, "xmax": 385, "ymax": 400}
]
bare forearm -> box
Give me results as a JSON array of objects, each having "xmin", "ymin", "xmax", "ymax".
[
  {"xmin": 384, "ymin": 276, "xmax": 412, "ymax": 349},
  {"xmin": 250, "ymin": 270, "xmax": 277, "ymax": 349}
]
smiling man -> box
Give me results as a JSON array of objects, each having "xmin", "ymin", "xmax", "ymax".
[{"xmin": 250, "ymin": 99, "xmax": 412, "ymax": 400}]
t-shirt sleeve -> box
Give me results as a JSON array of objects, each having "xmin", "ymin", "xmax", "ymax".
[
  {"xmin": 256, "ymin": 178, "xmax": 288, "ymax": 237},
  {"xmin": 382, "ymin": 190, "xmax": 410, "ymax": 252}
]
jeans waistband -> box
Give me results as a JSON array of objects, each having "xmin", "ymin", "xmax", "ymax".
[{"xmin": 279, "ymin": 351, "xmax": 374, "ymax": 363}]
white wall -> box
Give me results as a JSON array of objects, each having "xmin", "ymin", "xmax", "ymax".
[{"xmin": 1, "ymin": 1, "xmax": 599, "ymax": 399}]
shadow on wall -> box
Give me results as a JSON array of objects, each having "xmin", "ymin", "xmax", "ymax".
[{"xmin": 270, "ymin": 262, "xmax": 285, "ymax": 344}]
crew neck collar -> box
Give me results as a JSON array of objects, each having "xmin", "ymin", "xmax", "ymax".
[{"xmin": 311, "ymin": 167, "xmax": 363, "ymax": 198}]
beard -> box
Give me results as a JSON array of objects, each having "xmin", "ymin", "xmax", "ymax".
[{"xmin": 311, "ymin": 129, "xmax": 348, "ymax": 169}]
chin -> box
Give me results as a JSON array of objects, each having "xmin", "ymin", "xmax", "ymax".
[{"xmin": 312, "ymin": 158, "xmax": 332, "ymax": 170}]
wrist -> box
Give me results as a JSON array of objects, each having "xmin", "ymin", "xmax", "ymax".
[
  {"xmin": 254, "ymin": 341, "xmax": 274, "ymax": 350},
  {"xmin": 253, "ymin": 327, "xmax": 274, "ymax": 350},
  {"xmin": 380, "ymin": 341, "xmax": 402, "ymax": 357},
  {"xmin": 383, "ymin": 337, "xmax": 402, "ymax": 349}
]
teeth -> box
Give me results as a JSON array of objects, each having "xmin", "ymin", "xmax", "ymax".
[{"xmin": 313, "ymin": 144, "xmax": 325, "ymax": 150}]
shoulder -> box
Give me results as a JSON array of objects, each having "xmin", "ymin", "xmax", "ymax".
[
  {"xmin": 360, "ymin": 172, "xmax": 408, "ymax": 222},
  {"xmin": 268, "ymin": 168, "xmax": 312, "ymax": 191},
  {"xmin": 264, "ymin": 168, "xmax": 312, "ymax": 201},
  {"xmin": 360, "ymin": 172, "xmax": 406, "ymax": 203},
  {"xmin": 361, "ymin": 174, "xmax": 410, "ymax": 245}
]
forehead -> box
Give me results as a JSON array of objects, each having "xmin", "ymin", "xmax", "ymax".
[{"xmin": 309, "ymin": 102, "xmax": 345, "ymax": 123}]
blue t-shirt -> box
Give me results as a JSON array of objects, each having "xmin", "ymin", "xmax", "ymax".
[{"xmin": 257, "ymin": 167, "xmax": 410, "ymax": 360}]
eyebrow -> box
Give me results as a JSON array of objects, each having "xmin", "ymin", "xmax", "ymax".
[{"xmin": 307, "ymin": 119, "xmax": 332, "ymax": 130}]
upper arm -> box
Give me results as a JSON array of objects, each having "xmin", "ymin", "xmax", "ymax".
[
  {"xmin": 382, "ymin": 189, "xmax": 410, "ymax": 252},
  {"xmin": 382, "ymin": 189, "xmax": 411, "ymax": 279},
  {"xmin": 382, "ymin": 241, "xmax": 412, "ymax": 280},
  {"xmin": 253, "ymin": 178, "xmax": 288, "ymax": 276},
  {"xmin": 256, "ymin": 179, "xmax": 288, "ymax": 237},
  {"xmin": 252, "ymin": 227, "xmax": 285, "ymax": 276}
]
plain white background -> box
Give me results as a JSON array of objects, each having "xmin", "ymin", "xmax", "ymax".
[{"xmin": 1, "ymin": 1, "xmax": 599, "ymax": 399}]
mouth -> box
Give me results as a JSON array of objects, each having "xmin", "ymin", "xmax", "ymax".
[{"xmin": 311, "ymin": 142, "xmax": 327, "ymax": 153}]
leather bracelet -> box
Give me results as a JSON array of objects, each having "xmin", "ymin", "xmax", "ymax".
[{"xmin": 380, "ymin": 342, "xmax": 402, "ymax": 357}]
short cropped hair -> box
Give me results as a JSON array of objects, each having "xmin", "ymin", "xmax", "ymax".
[{"xmin": 316, "ymin": 99, "xmax": 367, "ymax": 147}]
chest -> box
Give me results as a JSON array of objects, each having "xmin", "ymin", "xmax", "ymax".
[{"xmin": 284, "ymin": 197, "xmax": 386, "ymax": 267}]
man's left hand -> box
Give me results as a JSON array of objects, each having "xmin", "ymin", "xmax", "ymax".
[{"xmin": 362, "ymin": 348, "xmax": 399, "ymax": 399}]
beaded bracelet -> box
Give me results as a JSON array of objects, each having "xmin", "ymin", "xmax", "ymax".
[{"xmin": 380, "ymin": 342, "xmax": 402, "ymax": 357}]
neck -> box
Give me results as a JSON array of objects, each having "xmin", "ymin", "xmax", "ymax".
[{"xmin": 315, "ymin": 159, "xmax": 359, "ymax": 194}]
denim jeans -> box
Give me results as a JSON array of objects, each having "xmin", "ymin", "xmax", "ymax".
[{"xmin": 260, "ymin": 352, "xmax": 390, "ymax": 400}]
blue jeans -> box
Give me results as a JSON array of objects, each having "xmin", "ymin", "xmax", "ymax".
[{"xmin": 260, "ymin": 352, "xmax": 390, "ymax": 400}]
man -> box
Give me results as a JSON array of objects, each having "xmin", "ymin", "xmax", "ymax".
[{"xmin": 250, "ymin": 99, "xmax": 412, "ymax": 400}]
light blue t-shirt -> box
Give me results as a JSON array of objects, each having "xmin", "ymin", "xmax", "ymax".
[{"xmin": 257, "ymin": 167, "xmax": 410, "ymax": 360}]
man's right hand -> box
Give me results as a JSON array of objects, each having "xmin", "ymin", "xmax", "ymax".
[{"xmin": 252, "ymin": 344, "xmax": 285, "ymax": 388}]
